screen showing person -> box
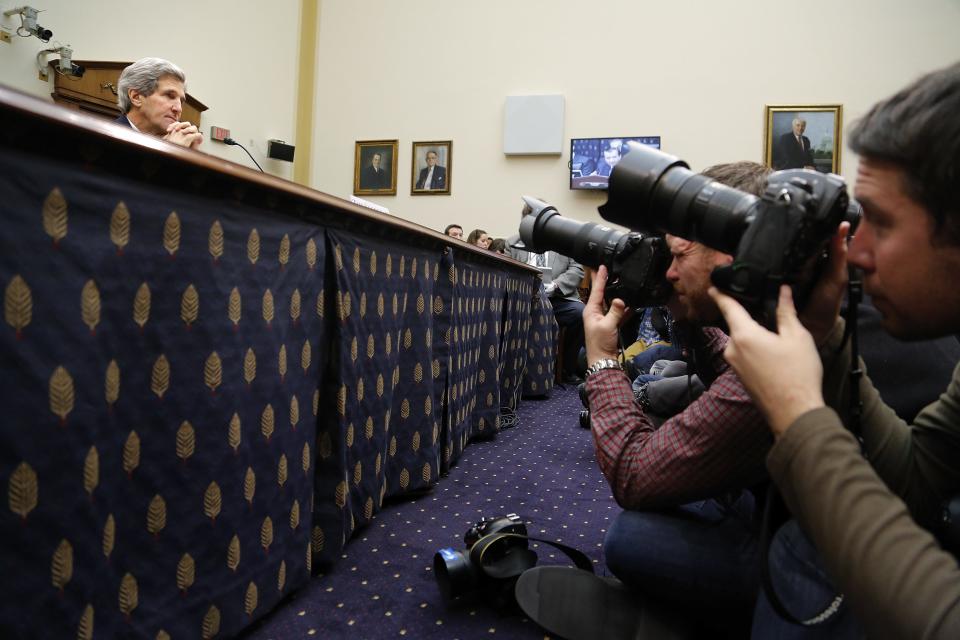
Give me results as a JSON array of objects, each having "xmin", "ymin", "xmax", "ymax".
[{"xmin": 570, "ymin": 136, "xmax": 661, "ymax": 190}]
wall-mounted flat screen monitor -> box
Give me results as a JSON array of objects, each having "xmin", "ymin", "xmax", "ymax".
[{"xmin": 570, "ymin": 136, "xmax": 661, "ymax": 190}]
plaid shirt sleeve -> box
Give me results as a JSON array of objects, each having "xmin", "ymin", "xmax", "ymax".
[{"xmin": 587, "ymin": 331, "xmax": 773, "ymax": 508}]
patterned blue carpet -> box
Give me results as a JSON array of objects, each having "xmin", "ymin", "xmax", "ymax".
[{"xmin": 243, "ymin": 384, "xmax": 618, "ymax": 639}]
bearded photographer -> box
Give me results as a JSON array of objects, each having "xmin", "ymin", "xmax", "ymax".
[{"xmin": 711, "ymin": 61, "xmax": 960, "ymax": 638}]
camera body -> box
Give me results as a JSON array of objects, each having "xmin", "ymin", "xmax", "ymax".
[{"xmin": 433, "ymin": 514, "xmax": 533, "ymax": 605}]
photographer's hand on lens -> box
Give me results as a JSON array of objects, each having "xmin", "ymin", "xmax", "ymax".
[
  {"xmin": 583, "ymin": 265, "xmax": 629, "ymax": 365},
  {"xmin": 709, "ymin": 284, "xmax": 825, "ymax": 437},
  {"xmin": 797, "ymin": 222, "xmax": 851, "ymax": 346}
]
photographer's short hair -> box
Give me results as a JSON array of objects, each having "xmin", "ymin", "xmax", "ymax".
[
  {"xmin": 849, "ymin": 61, "xmax": 960, "ymax": 243},
  {"xmin": 117, "ymin": 57, "xmax": 186, "ymax": 114},
  {"xmin": 700, "ymin": 161, "xmax": 771, "ymax": 198}
]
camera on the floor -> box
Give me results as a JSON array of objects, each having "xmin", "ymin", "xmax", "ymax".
[{"xmin": 433, "ymin": 513, "xmax": 534, "ymax": 605}]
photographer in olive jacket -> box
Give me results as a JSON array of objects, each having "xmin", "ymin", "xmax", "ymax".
[{"xmin": 712, "ymin": 61, "xmax": 960, "ymax": 639}]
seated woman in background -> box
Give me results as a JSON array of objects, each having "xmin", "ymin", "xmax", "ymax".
[
  {"xmin": 488, "ymin": 238, "xmax": 506, "ymax": 254},
  {"xmin": 466, "ymin": 229, "xmax": 491, "ymax": 249}
]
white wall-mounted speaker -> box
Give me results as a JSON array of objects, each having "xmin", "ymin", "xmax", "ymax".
[{"xmin": 503, "ymin": 94, "xmax": 565, "ymax": 155}]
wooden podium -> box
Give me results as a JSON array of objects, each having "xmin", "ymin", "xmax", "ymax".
[{"xmin": 49, "ymin": 59, "xmax": 207, "ymax": 124}]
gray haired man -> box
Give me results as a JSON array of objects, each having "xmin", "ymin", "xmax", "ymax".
[{"xmin": 115, "ymin": 57, "xmax": 203, "ymax": 149}]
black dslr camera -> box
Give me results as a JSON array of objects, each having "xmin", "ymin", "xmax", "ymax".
[
  {"xmin": 521, "ymin": 143, "xmax": 859, "ymax": 328},
  {"xmin": 433, "ymin": 514, "xmax": 534, "ymax": 607}
]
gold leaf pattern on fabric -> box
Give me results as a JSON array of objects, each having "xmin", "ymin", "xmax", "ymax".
[
  {"xmin": 176, "ymin": 553, "xmax": 195, "ymax": 593},
  {"xmin": 278, "ymin": 560, "xmax": 287, "ymax": 591},
  {"xmin": 51, "ymin": 538, "xmax": 74, "ymax": 590},
  {"xmin": 359, "ymin": 292, "xmax": 366, "ymax": 319},
  {"xmin": 50, "ymin": 367, "xmax": 74, "ymax": 424},
  {"xmin": 414, "ymin": 363, "xmax": 423, "ymax": 383},
  {"xmin": 262, "ymin": 289, "xmax": 274, "ymax": 325},
  {"xmin": 364, "ymin": 497, "xmax": 373, "ymax": 520},
  {"xmin": 260, "ymin": 517, "xmax": 274, "ymax": 553},
  {"xmin": 181, "ymin": 284, "xmax": 199, "ymax": 328},
  {"xmin": 244, "ymin": 348, "xmax": 256, "ymax": 386},
  {"xmin": 416, "ymin": 294, "xmax": 425, "ymax": 315},
  {"xmin": 245, "ymin": 581, "xmax": 259, "ymax": 616},
  {"xmin": 248, "ymin": 228, "xmax": 260, "ymax": 265},
  {"xmin": 487, "ymin": 392, "xmax": 494, "ymax": 407},
  {"xmin": 290, "ymin": 288, "xmax": 301, "ymax": 323},
  {"xmin": 204, "ymin": 352, "xmax": 222, "ymax": 394},
  {"xmin": 422, "ymin": 463, "xmax": 432, "ymax": 483},
  {"xmin": 105, "ymin": 360, "xmax": 120, "ymax": 408},
  {"xmin": 312, "ymin": 526, "xmax": 325, "ymax": 554},
  {"xmin": 333, "ymin": 244, "xmax": 343, "ymax": 271},
  {"xmin": 355, "ymin": 378, "xmax": 363, "ymax": 402},
  {"xmin": 376, "ymin": 374, "xmax": 384, "ymax": 398},
  {"xmin": 411, "ymin": 257, "xmax": 418, "ymax": 279},
  {"xmin": 133, "ymin": 282, "xmax": 150, "ymax": 331},
  {"xmin": 374, "ymin": 452, "xmax": 382, "ymax": 476},
  {"xmin": 393, "ymin": 365, "xmax": 400, "ymax": 387},
  {"xmin": 316, "ymin": 289, "xmax": 324, "ymax": 319},
  {"xmin": 244, "ymin": 467, "xmax": 256, "ymax": 506},
  {"xmin": 204, "ymin": 482, "xmax": 222, "ymax": 523},
  {"xmin": 306, "ymin": 238, "xmax": 317, "ymax": 269},
  {"xmin": 209, "ymin": 220, "xmax": 224, "ymax": 261},
  {"xmin": 399, "ymin": 468, "xmax": 409, "ymax": 490},
  {"xmin": 392, "ymin": 293, "xmax": 398, "ymax": 317},
  {"xmin": 229, "ymin": 287, "xmax": 241, "ymax": 329},
  {"xmin": 343, "ymin": 291, "xmax": 351, "ymax": 319},
  {"xmin": 157, "ymin": 630, "xmax": 171, "ymax": 640},
  {"xmin": 42, "ymin": 187, "xmax": 68, "ymax": 245},
  {"xmin": 176, "ymin": 421, "xmax": 195, "ymax": 463},
  {"xmin": 277, "ymin": 454, "xmax": 288, "ymax": 487},
  {"xmin": 300, "ymin": 340, "xmax": 311, "ymax": 373},
  {"xmin": 228, "ymin": 413, "xmax": 241, "ymax": 453},
  {"xmin": 369, "ymin": 250, "xmax": 377, "ymax": 275},
  {"xmin": 83, "ymin": 446, "xmax": 99, "ymax": 497},
  {"xmin": 412, "ymin": 431, "xmax": 421, "ymax": 453},
  {"xmin": 302, "ymin": 442, "xmax": 311, "ymax": 473},
  {"xmin": 81, "ymin": 279, "xmax": 101, "ymax": 334},
  {"xmin": 289, "ymin": 395, "xmax": 299, "ymax": 430},
  {"xmin": 228, "ymin": 534, "xmax": 241, "ymax": 572},
  {"xmin": 163, "ymin": 212, "xmax": 181, "ymax": 256},
  {"xmin": 403, "ymin": 328, "xmax": 412, "ymax": 349},
  {"xmin": 260, "ymin": 404, "xmax": 274, "ymax": 442},
  {"xmin": 385, "ymin": 253, "xmax": 393, "ymax": 277},
  {"xmin": 334, "ymin": 480, "xmax": 347, "ymax": 508},
  {"xmin": 349, "ymin": 336, "xmax": 357, "ymax": 363},
  {"xmin": 320, "ymin": 431, "xmax": 332, "ymax": 459},
  {"xmin": 123, "ymin": 431, "xmax": 140, "ymax": 477},
  {"xmin": 118, "ymin": 573, "xmax": 138, "ymax": 616},
  {"xmin": 366, "ymin": 334, "xmax": 374, "ymax": 358},
  {"xmin": 400, "ymin": 399, "xmax": 410, "ymax": 419},
  {"xmin": 345, "ymin": 423, "xmax": 354, "ymax": 447},
  {"xmin": 365, "ymin": 417, "xmax": 374, "ymax": 440},
  {"xmin": 433, "ymin": 296, "xmax": 444, "ymax": 315},
  {"xmin": 352, "ymin": 247, "xmax": 361, "ymax": 273},
  {"xmin": 278, "ymin": 344, "xmax": 287, "ymax": 381},
  {"xmin": 110, "ymin": 202, "xmax": 131, "ymax": 254},
  {"xmin": 389, "ymin": 436, "xmax": 397, "ymax": 457},
  {"xmin": 147, "ymin": 494, "xmax": 166, "ymax": 536},
  {"xmin": 385, "ymin": 332, "xmax": 392, "ymax": 355},
  {"xmin": 5, "ymin": 275, "xmax": 32, "ymax": 338},
  {"xmin": 377, "ymin": 293, "xmax": 384, "ymax": 319},
  {"xmin": 290, "ymin": 500, "xmax": 300, "ymax": 530},
  {"xmin": 353, "ymin": 461, "xmax": 362, "ymax": 486},
  {"xmin": 103, "ymin": 513, "xmax": 115, "ymax": 559},
  {"xmin": 425, "ymin": 396, "xmax": 433, "ymax": 416},
  {"xmin": 399, "ymin": 255, "xmax": 406, "ymax": 277},
  {"xmin": 77, "ymin": 604, "xmax": 94, "ymax": 640},
  {"xmin": 151, "ymin": 355, "xmax": 170, "ymax": 399},
  {"xmin": 201, "ymin": 605, "xmax": 221, "ymax": 640},
  {"xmin": 279, "ymin": 233, "xmax": 290, "ymax": 268},
  {"xmin": 9, "ymin": 461, "xmax": 38, "ymax": 519}
]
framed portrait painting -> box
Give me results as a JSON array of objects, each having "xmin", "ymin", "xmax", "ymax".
[
  {"xmin": 764, "ymin": 105, "xmax": 843, "ymax": 174},
  {"xmin": 354, "ymin": 139, "xmax": 398, "ymax": 196},
  {"xmin": 411, "ymin": 140, "xmax": 452, "ymax": 195}
]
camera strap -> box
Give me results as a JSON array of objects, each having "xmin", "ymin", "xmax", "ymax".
[
  {"xmin": 480, "ymin": 533, "xmax": 595, "ymax": 575},
  {"xmin": 758, "ymin": 266, "xmax": 863, "ymax": 627}
]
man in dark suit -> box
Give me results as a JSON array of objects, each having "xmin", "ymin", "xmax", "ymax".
[
  {"xmin": 773, "ymin": 117, "xmax": 815, "ymax": 170},
  {"xmin": 594, "ymin": 143, "xmax": 622, "ymax": 177},
  {"xmin": 415, "ymin": 150, "xmax": 447, "ymax": 190},
  {"xmin": 360, "ymin": 152, "xmax": 391, "ymax": 190},
  {"xmin": 114, "ymin": 57, "xmax": 203, "ymax": 149}
]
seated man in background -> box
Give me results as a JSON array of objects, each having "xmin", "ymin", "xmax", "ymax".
[
  {"xmin": 443, "ymin": 224, "xmax": 464, "ymax": 239},
  {"xmin": 116, "ymin": 57, "xmax": 203, "ymax": 149},
  {"xmin": 507, "ymin": 200, "xmax": 587, "ymax": 384},
  {"xmin": 713, "ymin": 60, "xmax": 960, "ymax": 639}
]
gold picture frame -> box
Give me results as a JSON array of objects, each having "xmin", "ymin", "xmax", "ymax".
[
  {"xmin": 763, "ymin": 104, "xmax": 843, "ymax": 174},
  {"xmin": 354, "ymin": 139, "xmax": 398, "ymax": 195},
  {"xmin": 411, "ymin": 140, "xmax": 452, "ymax": 195}
]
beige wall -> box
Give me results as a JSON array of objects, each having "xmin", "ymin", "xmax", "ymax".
[
  {"xmin": 311, "ymin": 0, "xmax": 960, "ymax": 239},
  {"xmin": 0, "ymin": 0, "xmax": 301, "ymax": 178}
]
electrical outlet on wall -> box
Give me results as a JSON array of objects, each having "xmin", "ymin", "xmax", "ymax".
[{"xmin": 0, "ymin": 29, "xmax": 11, "ymax": 43}]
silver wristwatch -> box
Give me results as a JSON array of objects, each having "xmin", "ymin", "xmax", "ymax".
[{"xmin": 585, "ymin": 358, "xmax": 623, "ymax": 378}]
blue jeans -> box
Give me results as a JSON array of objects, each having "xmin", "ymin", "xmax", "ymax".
[
  {"xmin": 752, "ymin": 519, "xmax": 863, "ymax": 639},
  {"xmin": 603, "ymin": 491, "xmax": 759, "ymax": 629}
]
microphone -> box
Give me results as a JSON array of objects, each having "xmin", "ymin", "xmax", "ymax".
[{"xmin": 223, "ymin": 137, "xmax": 265, "ymax": 172}]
